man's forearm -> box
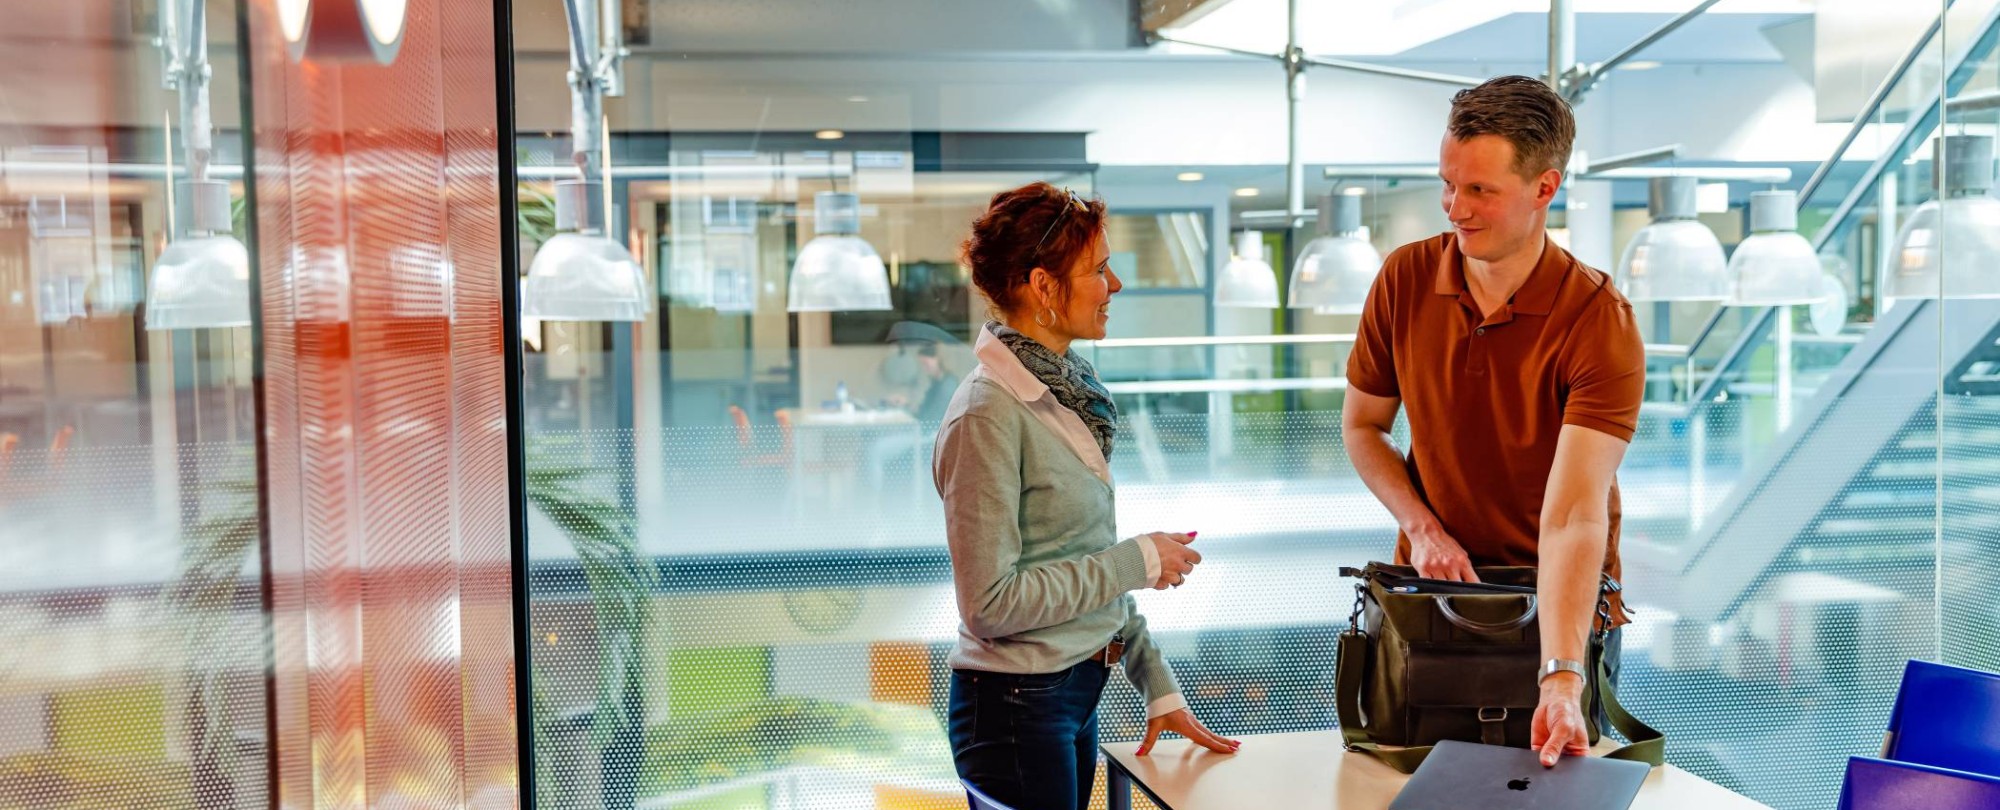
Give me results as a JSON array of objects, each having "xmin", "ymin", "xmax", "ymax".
[
  {"xmin": 1536, "ymin": 519, "xmax": 1610, "ymax": 674},
  {"xmin": 1343, "ymin": 426, "xmax": 1441, "ymax": 536}
]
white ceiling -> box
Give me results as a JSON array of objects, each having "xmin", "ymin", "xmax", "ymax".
[
  {"xmin": 1158, "ymin": 0, "xmax": 1814, "ymax": 60},
  {"xmin": 1385, "ymin": 11, "xmax": 1810, "ymax": 65}
]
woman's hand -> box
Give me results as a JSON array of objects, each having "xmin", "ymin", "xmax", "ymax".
[
  {"xmin": 1136, "ymin": 708, "xmax": 1239, "ymax": 756},
  {"xmin": 1144, "ymin": 532, "xmax": 1201, "ymax": 590}
]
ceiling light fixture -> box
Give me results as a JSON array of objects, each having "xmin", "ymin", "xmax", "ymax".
[
  {"xmin": 1615, "ymin": 176, "xmax": 1729, "ymax": 301},
  {"xmin": 815, "ymin": 130, "xmax": 846, "ymax": 141},
  {"xmin": 1726, "ymin": 190, "xmax": 1825, "ymax": 306},
  {"xmin": 789, "ymin": 191, "xmax": 892, "ymax": 312},
  {"xmin": 1234, "ymin": 187, "xmax": 1258, "ymax": 197},
  {"xmin": 524, "ymin": 0, "xmax": 647, "ymax": 321},
  {"xmin": 522, "ymin": 181, "xmax": 650, "ymax": 321},
  {"xmin": 1178, "ymin": 172, "xmax": 1205, "ymax": 182},
  {"xmin": 1889, "ymin": 134, "xmax": 2000, "ymax": 301},
  {"xmin": 1289, "ymin": 191, "xmax": 1380, "ymax": 312},
  {"xmin": 1216, "ymin": 231, "xmax": 1279, "ymax": 309},
  {"xmin": 281, "ymin": 0, "xmax": 407, "ymax": 64},
  {"xmin": 147, "ymin": 0, "xmax": 251, "ymax": 330}
]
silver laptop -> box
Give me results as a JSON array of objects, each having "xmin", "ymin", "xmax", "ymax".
[{"xmin": 1388, "ymin": 740, "xmax": 1650, "ymax": 810}]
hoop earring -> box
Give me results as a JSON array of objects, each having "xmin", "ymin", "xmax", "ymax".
[{"xmin": 1035, "ymin": 307, "xmax": 1057, "ymax": 328}]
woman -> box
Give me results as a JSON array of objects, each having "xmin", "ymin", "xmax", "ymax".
[{"xmin": 935, "ymin": 183, "xmax": 1238, "ymax": 810}]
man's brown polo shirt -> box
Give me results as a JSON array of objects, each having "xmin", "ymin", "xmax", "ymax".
[{"xmin": 1346, "ymin": 232, "xmax": 1645, "ymax": 626}]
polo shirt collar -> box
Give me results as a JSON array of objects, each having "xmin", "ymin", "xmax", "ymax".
[
  {"xmin": 974, "ymin": 325, "xmax": 1051, "ymax": 403},
  {"xmin": 1433, "ymin": 232, "xmax": 1570, "ymax": 316}
]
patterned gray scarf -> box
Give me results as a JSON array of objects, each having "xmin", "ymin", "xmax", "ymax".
[{"xmin": 988, "ymin": 321, "xmax": 1118, "ymax": 460}]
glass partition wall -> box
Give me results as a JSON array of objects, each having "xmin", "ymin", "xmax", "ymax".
[
  {"xmin": 509, "ymin": 2, "xmax": 1989, "ymax": 810},
  {"xmin": 0, "ymin": 1, "xmax": 265, "ymax": 807}
]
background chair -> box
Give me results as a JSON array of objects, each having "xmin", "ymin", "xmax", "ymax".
[
  {"xmin": 1882, "ymin": 659, "xmax": 2000, "ymax": 777},
  {"xmin": 1839, "ymin": 756, "xmax": 2000, "ymax": 810},
  {"xmin": 727, "ymin": 405, "xmax": 787, "ymax": 468},
  {"xmin": 961, "ymin": 779, "xmax": 1016, "ymax": 810}
]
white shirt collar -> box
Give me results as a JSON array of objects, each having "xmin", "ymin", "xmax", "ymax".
[{"xmin": 974, "ymin": 326, "xmax": 1051, "ymax": 404}]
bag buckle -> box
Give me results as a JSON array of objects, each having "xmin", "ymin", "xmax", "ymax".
[
  {"xmin": 1477, "ymin": 707, "xmax": 1510, "ymax": 746},
  {"xmin": 1348, "ymin": 583, "xmax": 1366, "ymax": 632}
]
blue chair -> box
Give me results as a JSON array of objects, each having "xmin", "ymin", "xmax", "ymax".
[
  {"xmin": 1883, "ymin": 659, "xmax": 2000, "ymax": 777},
  {"xmin": 1839, "ymin": 757, "xmax": 2000, "ymax": 810},
  {"xmin": 963, "ymin": 779, "xmax": 1016, "ymax": 810}
]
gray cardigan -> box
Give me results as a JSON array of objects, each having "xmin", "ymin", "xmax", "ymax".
[{"xmin": 931, "ymin": 372, "xmax": 1181, "ymax": 709}]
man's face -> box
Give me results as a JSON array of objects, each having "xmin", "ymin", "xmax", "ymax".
[{"xmin": 1438, "ymin": 134, "xmax": 1560, "ymax": 264}]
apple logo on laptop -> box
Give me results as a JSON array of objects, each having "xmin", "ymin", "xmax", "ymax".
[{"xmin": 1507, "ymin": 777, "xmax": 1532, "ymax": 792}]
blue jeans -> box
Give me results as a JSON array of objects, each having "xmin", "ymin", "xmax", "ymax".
[{"xmin": 948, "ymin": 662, "xmax": 1110, "ymax": 810}]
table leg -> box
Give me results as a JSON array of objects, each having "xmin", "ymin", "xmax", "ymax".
[{"xmin": 1107, "ymin": 760, "xmax": 1133, "ymax": 810}]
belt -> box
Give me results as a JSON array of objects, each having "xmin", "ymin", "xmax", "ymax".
[{"xmin": 1089, "ymin": 636, "xmax": 1126, "ymax": 667}]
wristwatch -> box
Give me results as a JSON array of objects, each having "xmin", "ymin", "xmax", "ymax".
[{"xmin": 1538, "ymin": 658, "xmax": 1587, "ymax": 685}]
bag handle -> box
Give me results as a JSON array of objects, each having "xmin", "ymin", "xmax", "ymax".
[{"xmin": 1434, "ymin": 594, "xmax": 1537, "ymax": 634}]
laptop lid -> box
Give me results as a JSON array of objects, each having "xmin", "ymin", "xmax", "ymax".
[{"xmin": 1388, "ymin": 740, "xmax": 1650, "ymax": 810}]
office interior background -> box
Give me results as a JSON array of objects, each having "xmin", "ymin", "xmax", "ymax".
[{"xmin": 3, "ymin": 0, "xmax": 2000, "ymax": 808}]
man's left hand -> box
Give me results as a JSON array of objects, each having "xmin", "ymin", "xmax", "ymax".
[{"xmin": 1530, "ymin": 674, "xmax": 1589, "ymax": 767}]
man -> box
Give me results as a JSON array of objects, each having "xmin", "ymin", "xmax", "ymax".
[{"xmin": 1341, "ymin": 75, "xmax": 1645, "ymax": 768}]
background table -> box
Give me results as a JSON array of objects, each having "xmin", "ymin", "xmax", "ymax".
[{"xmin": 1101, "ymin": 730, "xmax": 1771, "ymax": 810}]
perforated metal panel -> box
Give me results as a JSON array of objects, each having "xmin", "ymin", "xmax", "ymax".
[{"xmin": 247, "ymin": 0, "xmax": 515, "ymax": 806}]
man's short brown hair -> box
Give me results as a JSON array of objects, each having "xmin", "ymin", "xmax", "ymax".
[{"xmin": 1447, "ymin": 75, "xmax": 1576, "ymax": 180}]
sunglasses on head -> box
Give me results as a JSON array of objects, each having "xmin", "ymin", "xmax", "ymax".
[{"xmin": 1033, "ymin": 187, "xmax": 1090, "ymax": 257}]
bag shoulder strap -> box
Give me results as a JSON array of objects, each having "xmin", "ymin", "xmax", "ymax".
[
  {"xmin": 1596, "ymin": 653, "xmax": 1666, "ymax": 766},
  {"xmin": 1335, "ymin": 629, "xmax": 1432, "ymax": 772},
  {"xmin": 1335, "ymin": 629, "xmax": 1665, "ymax": 774}
]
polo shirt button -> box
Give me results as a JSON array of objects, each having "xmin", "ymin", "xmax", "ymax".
[{"xmin": 1475, "ymin": 328, "xmax": 1487, "ymax": 336}]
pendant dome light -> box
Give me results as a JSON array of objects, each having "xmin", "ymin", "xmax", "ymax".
[
  {"xmin": 1726, "ymin": 190, "xmax": 1824, "ymax": 307},
  {"xmin": 522, "ymin": 180, "xmax": 650, "ymax": 321},
  {"xmin": 1216, "ymin": 231, "xmax": 1279, "ymax": 308},
  {"xmin": 1888, "ymin": 134, "xmax": 2000, "ymax": 301},
  {"xmin": 788, "ymin": 191, "xmax": 892, "ymax": 312},
  {"xmin": 1288, "ymin": 190, "xmax": 1380, "ymax": 312},
  {"xmin": 523, "ymin": 0, "xmax": 651, "ymax": 322},
  {"xmin": 1616, "ymin": 176, "xmax": 1729, "ymax": 301},
  {"xmin": 146, "ymin": 0, "xmax": 252, "ymax": 330}
]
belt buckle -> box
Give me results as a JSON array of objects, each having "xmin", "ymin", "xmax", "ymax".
[
  {"xmin": 1477, "ymin": 707, "xmax": 1509, "ymax": 723},
  {"xmin": 1102, "ymin": 638, "xmax": 1125, "ymax": 667}
]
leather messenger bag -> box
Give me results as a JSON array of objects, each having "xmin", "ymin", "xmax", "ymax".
[{"xmin": 1333, "ymin": 562, "xmax": 1665, "ymax": 773}]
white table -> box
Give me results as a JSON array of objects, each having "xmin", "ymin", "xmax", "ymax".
[{"xmin": 1101, "ymin": 730, "xmax": 1771, "ymax": 810}]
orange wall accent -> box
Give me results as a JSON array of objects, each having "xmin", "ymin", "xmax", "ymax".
[{"xmin": 869, "ymin": 642, "xmax": 935, "ymax": 707}]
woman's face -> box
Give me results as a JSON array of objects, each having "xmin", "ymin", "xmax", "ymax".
[{"xmin": 1032, "ymin": 231, "xmax": 1120, "ymax": 342}]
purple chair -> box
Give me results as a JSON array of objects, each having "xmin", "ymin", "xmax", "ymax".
[
  {"xmin": 1882, "ymin": 659, "xmax": 2000, "ymax": 777},
  {"xmin": 1839, "ymin": 757, "xmax": 2000, "ymax": 810}
]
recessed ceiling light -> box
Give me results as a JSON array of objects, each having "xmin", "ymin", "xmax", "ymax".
[
  {"xmin": 1234, "ymin": 187, "xmax": 1259, "ymax": 197},
  {"xmin": 282, "ymin": 0, "xmax": 407, "ymax": 64},
  {"xmin": 278, "ymin": 0, "xmax": 311, "ymax": 47},
  {"xmin": 1178, "ymin": 172, "xmax": 1205, "ymax": 182},
  {"xmin": 847, "ymin": 96, "xmax": 869, "ymax": 103},
  {"xmin": 1618, "ymin": 60, "xmax": 1663, "ymax": 71},
  {"xmin": 815, "ymin": 130, "xmax": 845, "ymax": 140},
  {"xmin": 1341, "ymin": 187, "xmax": 1367, "ymax": 196}
]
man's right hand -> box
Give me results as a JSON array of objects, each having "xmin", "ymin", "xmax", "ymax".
[{"xmin": 1407, "ymin": 523, "xmax": 1479, "ymax": 583}]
